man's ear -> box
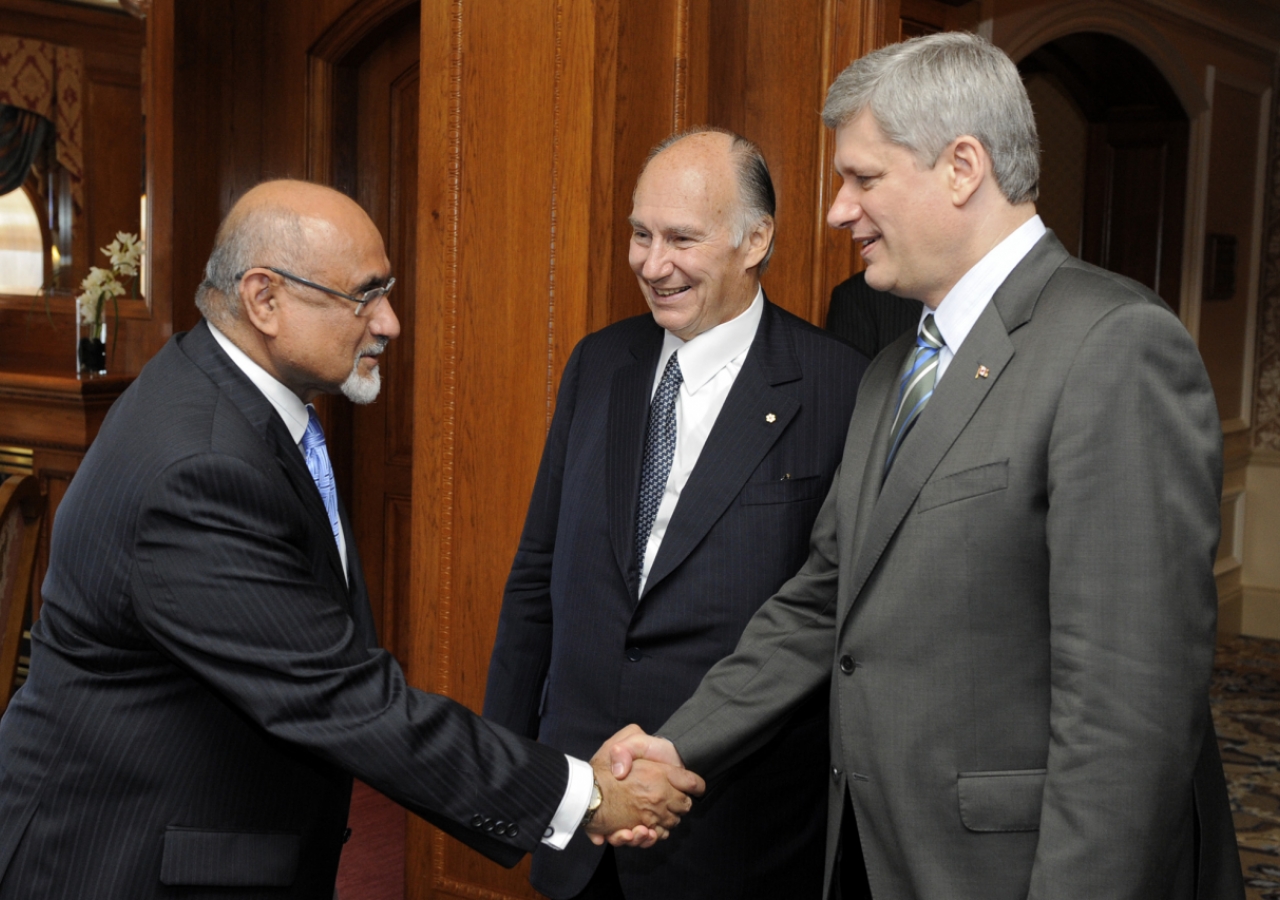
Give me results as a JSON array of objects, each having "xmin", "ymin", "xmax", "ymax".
[
  {"xmin": 744, "ymin": 216, "xmax": 775, "ymax": 270},
  {"xmin": 945, "ymin": 135, "xmax": 987, "ymax": 207},
  {"xmin": 238, "ymin": 270, "xmax": 281, "ymax": 338}
]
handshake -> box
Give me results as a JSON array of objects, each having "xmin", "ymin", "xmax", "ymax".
[{"xmin": 581, "ymin": 725, "xmax": 701, "ymax": 848}]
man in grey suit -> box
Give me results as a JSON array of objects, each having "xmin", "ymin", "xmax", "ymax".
[
  {"xmin": 609, "ymin": 32, "xmax": 1243, "ymax": 900},
  {"xmin": 0, "ymin": 180, "xmax": 699, "ymax": 899}
]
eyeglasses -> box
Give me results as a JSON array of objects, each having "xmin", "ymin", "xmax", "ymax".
[{"xmin": 240, "ymin": 266, "xmax": 396, "ymax": 316}]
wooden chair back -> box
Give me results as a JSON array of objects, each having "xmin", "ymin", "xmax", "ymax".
[{"xmin": 0, "ymin": 475, "xmax": 44, "ymax": 715}]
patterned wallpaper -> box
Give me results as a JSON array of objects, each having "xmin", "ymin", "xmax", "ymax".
[{"xmin": 1255, "ymin": 58, "xmax": 1280, "ymax": 452}]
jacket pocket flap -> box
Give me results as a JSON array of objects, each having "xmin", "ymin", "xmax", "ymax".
[
  {"xmin": 957, "ymin": 769, "xmax": 1045, "ymax": 833},
  {"xmin": 917, "ymin": 460, "xmax": 1009, "ymax": 513},
  {"xmin": 160, "ymin": 827, "xmax": 299, "ymax": 887},
  {"xmin": 740, "ymin": 475, "xmax": 824, "ymax": 506}
]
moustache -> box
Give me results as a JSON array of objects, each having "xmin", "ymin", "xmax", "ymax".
[{"xmin": 358, "ymin": 338, "xmax": 390, "ymax": 359}]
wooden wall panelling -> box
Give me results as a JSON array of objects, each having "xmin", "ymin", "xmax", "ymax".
[
  {"xmin": 606, "ymin": 0, "xmax": 680, "ymax": 326},
  {"xmin": 413, "ymin": 0, "xmax": 590, "ymax": 893}
]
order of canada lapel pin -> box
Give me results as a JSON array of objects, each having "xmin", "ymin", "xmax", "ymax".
[
  {"xmin": 765, "ymin": 413, "xmax": 777, "ymax": 423},
  {"xmin": 976, "ymin": 365, "xmax": 990, "ymax": 379}
]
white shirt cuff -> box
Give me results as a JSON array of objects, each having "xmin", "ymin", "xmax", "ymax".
[{"xmin": 541, "ymin": 755, "xmax": 594, "ymax": 849}]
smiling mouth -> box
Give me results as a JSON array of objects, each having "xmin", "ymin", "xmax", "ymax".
[
  {"xmin": 856, "ymin": 235, "xmax": 880, "ymax": 251},
  {"xmin": 651, "ymin": 285, "xmax": 691, "ymax": 298}
]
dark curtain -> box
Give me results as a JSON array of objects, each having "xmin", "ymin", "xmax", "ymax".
[{"xmin": 0, "ymin": 104, "xmax": 50, "ymax": 197}]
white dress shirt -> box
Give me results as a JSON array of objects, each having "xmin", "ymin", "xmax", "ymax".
[
  {"xmin": 927, "ymin": 215, "xmax": 1046, "ymax": 382},
  {"xmin": 638, "ymin": 288, "xmax": 764, "ymax": 596}
]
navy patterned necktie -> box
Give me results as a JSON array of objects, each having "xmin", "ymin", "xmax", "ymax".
[
  {"xmin": 301, "ymin": 406, "xmax": 343, "ymax": 547},
  {"xmin": 884, "ymin": 314, "xmax": 945, "ymax": 473},
  {"xmin": 635, "ymin": 351, "xmax": 683, "ymax": 572}
]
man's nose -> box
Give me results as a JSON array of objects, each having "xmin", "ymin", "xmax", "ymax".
[
  {"xmin": 827, "ymin": 187, "xmax": 862, "ymax": 230},
  {"xmin": 369, "ymin": 297, "xmax": 401, "ymax": 339},
  {"xmin": 641, "ymin": 243, "xmax": 674, "ymax": 281}
]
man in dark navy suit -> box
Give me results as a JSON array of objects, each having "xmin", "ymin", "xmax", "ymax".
[
  {"xmin": 825, "ymin": 270, "xmax": 922, "ymax": 360},
  {"xmin": 0, "ymin": 180, "xmax": 701, "ymax": 900},
  {"xmin": 485, "ymin": 128, "xmax": 869, "ymax": 900}
]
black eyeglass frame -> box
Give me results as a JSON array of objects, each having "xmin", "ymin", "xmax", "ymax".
[{"xmin": 239, "ymin": 266, "xmax": 395, "ymax": 313}]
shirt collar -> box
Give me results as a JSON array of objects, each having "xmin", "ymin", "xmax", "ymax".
[
  {"xmin": 657, "ymin": 287, "xmax": 763, "ymax": 395},
  {"xmin": 208, "ymin": 322, "xmax": 312, "ymax": 445},
  {"xmin": 926, "ymin": 215, "xmax": 1046, "ymax": 351}
]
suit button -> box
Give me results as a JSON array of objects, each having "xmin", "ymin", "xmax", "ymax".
[
  {"xmin": 626, "ymin": 646, "xmax": 642, "ymax": 662},
  {"xmin": 832, "ymin": 766, "xmax": 842, "ymax": 782},
  {"xmin": 470, "ymin": 814, "xmax": 484, "ymax": 828},
  {"xmin": 343, "ymin": 827, "xmax": 353, "ymax": 844},
  {"xmin": 484, "ymin": 817, "xmax": 496, "ymax": 832},
  {"xmin": 494, "ymin": 820, "xmax": 507, "ymax": 836},
  {"xmin": 508, "ymin": 823, "xmax": 519, "ymax": 838},
  {"xmin": 839, "ymin": 655, "xmax": 855, "ymax": 674}
]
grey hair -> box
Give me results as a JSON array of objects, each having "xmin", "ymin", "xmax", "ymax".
[
  {"xmin": 822, "ymin": 31, "xmax": 1039, "ymax": 204},
  {"xmin": 194, "ymin": 203, "xmax": 310, "ymax": 326},
  {"xmin": 643, "ymin": 126, "xmax": 778, "ymax": 273}
]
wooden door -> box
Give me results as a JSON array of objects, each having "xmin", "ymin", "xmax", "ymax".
[
  {"xmin": 1081, "ymin": 119, "xmax": 1188, "ymax": 314},
  {"xmin": 347, "ymin": 11, "xmax": 420, "ymax": 673}
]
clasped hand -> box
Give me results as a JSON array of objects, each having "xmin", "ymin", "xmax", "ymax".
[{"xmin": 582, "ymin": 724, "xmax": 702, "ymax": 848}]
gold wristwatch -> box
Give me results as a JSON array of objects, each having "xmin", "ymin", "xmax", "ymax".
[{"xmin": 581, "ymin": 777, "xmax": 603, "ymax": 827}]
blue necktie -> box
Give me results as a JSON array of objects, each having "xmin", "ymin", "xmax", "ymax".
[
  {"xmin": 635, "ymin": 351, "xmax": 683, "ymax": 573},
  {"xmin": 884, "ymin": 314, "xmax": 945, "ymax": 473},
  {"xmin": 301, "ymin": 406, "xmax": 342, "ymax": 548}
]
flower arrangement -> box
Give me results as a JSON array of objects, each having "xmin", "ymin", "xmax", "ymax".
[{"xmin": 76, "ymin": 232, "xmax": 143, "ymax": 375}]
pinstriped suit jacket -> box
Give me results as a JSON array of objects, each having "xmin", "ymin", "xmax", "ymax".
[
  {"xmin": 485, "ymin": 300, "xmax": 869, "ymax": 900},
  {"xmin": 824, "ymin": 271, "xmax": 923, "ymax": 361},
  {"xmin": 0, "ymin": 320, "xmax": 568, "ymax": 900}
]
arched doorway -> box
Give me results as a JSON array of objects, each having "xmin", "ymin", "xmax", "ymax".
[{"xmin": 1019, "ymin": 32, "xmax": 1190, "ymax": 314}]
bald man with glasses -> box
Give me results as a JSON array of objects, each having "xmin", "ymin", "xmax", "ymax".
[{"xmin": 0, "ymin": 180, "xmax": 702, "ymax": 900}]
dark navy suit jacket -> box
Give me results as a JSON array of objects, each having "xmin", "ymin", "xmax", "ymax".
[
  {"xmin": 485, "ymin": 300, "xmax": 868, "ymax": 900},
  {"xmin": 0, "ymin": 321, "xmax": 569, "ymax": 900}
]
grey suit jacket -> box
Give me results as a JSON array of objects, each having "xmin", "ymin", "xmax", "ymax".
[
  {"xmin": 662, "ymin": 233, "xmax": 1243, "ymax": 900},
  {"xmin": 0, "ymin": 321, "xmax": 569, "ymax": 900}
]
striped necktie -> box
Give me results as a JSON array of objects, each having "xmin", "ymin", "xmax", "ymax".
[
  {"xmin": 884, "ymin": 314, "xmax": 944, "ymax": 473},
  {"xmin": 301, "ymin": 406, "xmax": 343, "ymax": 548}
]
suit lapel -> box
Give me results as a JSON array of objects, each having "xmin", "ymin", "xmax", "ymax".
[
  {"xmin": 839, "ymin": 232, "xmax": 1069, "ymax": 629},
  {"xmin": 606, "ymin": 323, "xmax": 664, "ymax": 594},
  {"xmin": 643, "ymin": 301, "xmax": 801, "ymax": 597},
  {"xmin": 181, "ymin": 321, "xmax": 347, "ymax": 588},
  {"xmin": 850, "ymin": 331, "xmax": 914, "ymax": 559}
]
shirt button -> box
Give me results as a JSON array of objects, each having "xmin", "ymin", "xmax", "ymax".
[
  {"xmin": 626, "ymin": 646, "xmax": 642, "ymax": 662},
  {"xmin": 839, "ymin": 655, "xmax": 855, "ymax": 674}
]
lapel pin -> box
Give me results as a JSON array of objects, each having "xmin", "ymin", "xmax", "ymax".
[
  {"xmin": 976, "ymin": 365, "xmax": 990, "ymax": 379},
  {"xmin": 765, "ymin": 413, "xmax": 777, "ymax": 423}
]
